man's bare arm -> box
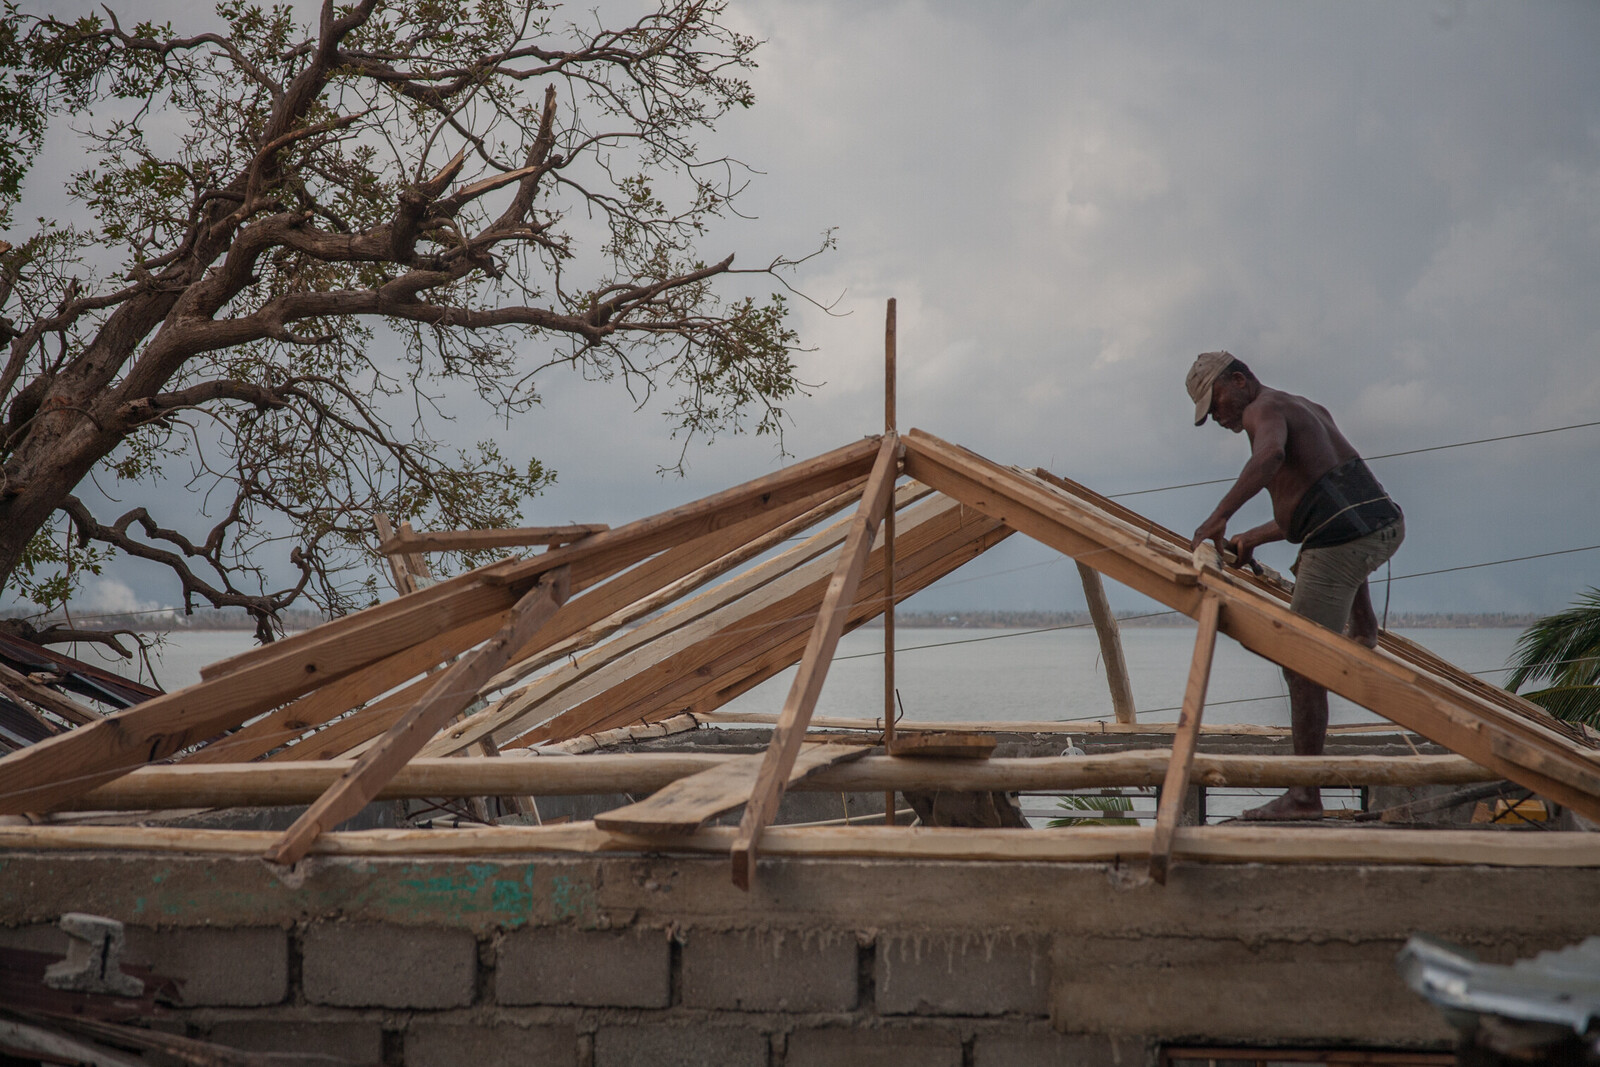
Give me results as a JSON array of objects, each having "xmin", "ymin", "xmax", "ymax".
[{"xmin": 1191, "ymin": 405, "xmax": 1288, "ymax": 549}]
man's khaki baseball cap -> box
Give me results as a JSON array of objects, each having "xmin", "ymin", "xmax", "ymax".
[{"xmin": 1186, "ymin": 351, "xmax": 1235, "ymax": 426}]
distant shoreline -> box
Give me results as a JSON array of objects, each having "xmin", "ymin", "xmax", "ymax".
[{"xmin": 863, "ymin": 610, "xmax": 1540, "ymax": 630}]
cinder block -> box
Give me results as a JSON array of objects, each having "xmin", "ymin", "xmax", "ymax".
[
  {"xmin": 786, "ymin": 1026, "xmax": 964, "ymax": 1067},
  {"xmin": 406, "ymin": 1022, "xmax": 576, "ymax": 1067},
  {"xmin": 207, "ymin": 1020, "xmax": 382, "ymax": 1063},
  {"xmin": 974, "ymin": 1032, "xmax": 1137, "ymax": 1067},
  {"xmin": 593, "ymin": 1023, "xmax": 768, "ymax": 1067},
  {"xmin": 681, "ymin": 927, "xmax": 857, "ymax": 1012},
  {"xmin": 124, "ymin": 926, "xmax": 287, "ymax": 1006},
  {"xmin": 496, "ymin": 925, "xmax": 668, "ymax": 1008},
  {"xmin": 876, "ymin": 931, "xmax": 1050, "ymax": 1016},
  {"xmin": 301, "ymin": 923, "xmax": 475, "ymax": 1009}
]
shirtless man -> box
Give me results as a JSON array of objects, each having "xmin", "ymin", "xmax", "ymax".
[{"xmin": 1185, "ymin": 351, "xmax": 1405, "ymax": 820}]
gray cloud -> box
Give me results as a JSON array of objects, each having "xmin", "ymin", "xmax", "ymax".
[{"xmin": 19, "ymin": 0, "xmax": 1600, "ymax": 618}]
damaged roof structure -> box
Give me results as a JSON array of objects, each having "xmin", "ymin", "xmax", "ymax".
[{"xmin": 2, "ymin": 427, "xmax": 1599, "ymax": 1063}]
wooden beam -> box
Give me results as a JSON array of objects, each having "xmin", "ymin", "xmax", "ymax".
[
  {"xmin": 426, "ymin": 481, "xmax": 906, "ymax": 757},
  {"xmin": 731, "ymin": 434, "xmax": 901, "ymax": 889},
  {"xmin": 693, "ymin": 713, "xmax": 1413, "ymax": 738},
  {"xmin": 58, "ymin": 751, "xmax": 1496, "ymax": 811},
  {"xmin": 901, "ymin": 430, "xmax": 1200, "ymax": 611},
  {"xmin": 9, "ymin": 823, "xmax": 1600, "ymax": 868},
  {"xmin": 594, "ymin": 743, "xmax": 869, "ymax": 835},
  {"xmin": 509, "ymin": 492, "xmax": 979, "ymax": 747},
  {"xmin": 186, "ymin": 478, "xmax": 870, "ymax": 766},
  {"xmin": 264, "ymin": 568, "xmax": 571, "ymax": 865},
  {"xmin": 1149, "ymin": 594, "xmax": 1220, "ymax": 884},
  {"xmin": 0, "ymin": 663, "xmax": 103, "ymax": 726},
  {"xmin": 373, "ymin": 513, "xmax": 416, "ymax": 595},
  {"xmin": 379, "ymin": 524, "xmax": 609, "ymax": 555},
  {"xmin": 884, "ymin": 297, "xmax": 899, "ymax": 826},
  {"xmin": 1077, "ymin": 562, "xmax": 1136, "ymax": 723},
  {"xmin": 519, "ymin": 496, "xmax": 1008, "ymax": 748}
]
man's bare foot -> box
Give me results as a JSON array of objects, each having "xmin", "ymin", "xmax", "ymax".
[{"xmin": 1241, "ymin": 790, "xmax": 1325, "ymax": 821}]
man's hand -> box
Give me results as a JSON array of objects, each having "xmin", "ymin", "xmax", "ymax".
[{"xmin": 1191, "ymin": 513, "xmax": 1229, "ymax": 553}]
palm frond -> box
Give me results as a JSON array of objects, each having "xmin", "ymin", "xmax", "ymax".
[
  {"xmin": 1048, "ymin": 792, "xmax": 1136, "ymax": 828},
  {"xmin": 1519, "ymin": 684, "xmax": 1600, "ymax": 730},
  {"xmin": 1506, "ymin": 587, "xmax": 1600, "ymax": 693}
]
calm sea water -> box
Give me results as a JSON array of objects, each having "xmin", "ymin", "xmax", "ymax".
[{"xmin": 130, "ymin": 625, "xmax": 1524, "ymax": 730}]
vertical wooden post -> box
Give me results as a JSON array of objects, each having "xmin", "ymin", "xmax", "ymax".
[
  {"xmin": 373, "ymin": 514, "xmax": 416, "ymax": 595},
  {"xmin": 884, "ymin": 298, "xmax": 898, "ymax": 826},
  {"xmin": 1076, "ymin": 562, "xmax": 1137, "ymax": 723},
  {"xmin": 1149, "ymin": 594, "xmax": 1221, "ymax": 884}
]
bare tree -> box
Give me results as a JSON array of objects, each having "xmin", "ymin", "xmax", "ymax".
[{"xmin": 0, "ymin": 0, "xmax": 823, "ymax": 646}]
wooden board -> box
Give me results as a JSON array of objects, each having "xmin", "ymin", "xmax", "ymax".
[
  {"xmin": 732, "ymin": 435, "xmax": 902, "ymax": 888},
  {"xmin": 10, "ymin": 823, "xmax": 1600, "ymax": 868},
  {"xmin": 887, "ymin": 732, "xmax": 997, "ymax": 759},
  {"xmin": 1150, "ymin": 593, "xmax": 1220, "ymax": 884},
  {"xmin": 264, "ymin": 568, "xmax": 571, "ymax": 865},
  {"xmin": 379, "ymin": 524, "xmax": 608, "ymax": 554},
  {"xmin": 427, "ymin": 482, "xmax": 927, "ymax": 757},
  {"xmin": 511, "ymin": 493, "xmax": 994, "ymax": 747},
  {"xmin": 593, "ymin": 743, "xmax": 869, "ymax": 835},
  {"xmin": 56, "ymin": 751, "xmax": 1495, "ymax": 811}
]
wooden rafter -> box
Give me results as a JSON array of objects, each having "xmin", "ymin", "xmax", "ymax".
[{"xmin": 0, "ymin": 437, "xmax": 880, "ymax": 814}]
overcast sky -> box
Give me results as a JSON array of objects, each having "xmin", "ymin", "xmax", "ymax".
[{"xmin": 33, "ymin": 0, "xmax": 1600, "ymax": 619}]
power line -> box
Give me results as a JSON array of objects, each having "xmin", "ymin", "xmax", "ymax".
[
  {"xmin": 1109, "ymin": 417, "xmax": 1600, "ymax": 499},
  {"xmin": 1390, "ymin": 543, "xmax": 1600, "ymax": 582}
]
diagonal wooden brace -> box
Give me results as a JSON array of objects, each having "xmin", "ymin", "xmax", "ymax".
[
  {"xmin": 730, "ymin": 434, "xmax": 901, "ymax": 889},
  {"xmin": 265, "ymin": 567, "xmax": 571, "ymax": 866},
  {"xmin": 1149, "ymin": 593, "xmax": 1221, "ymax": 884}
]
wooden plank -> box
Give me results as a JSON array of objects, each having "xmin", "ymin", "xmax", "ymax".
[
  {"xmin": 884, "ymin": 297, "xmax": 898, "ymax": 826},
  {"xmin": 1077, "ymin": 562, "xmax": 1137, "ymax": 723},
  {"xmin": 373, "ymin": 513, "xmax": 417, "ymax": 595},
  {"xmin": 427, "ymin": 481, "xmax": 908, "ymax": 757},
  {"xmin": 264, "ymin": 568, "xmax": 571, "ymax": 865},
  {"xmin": 640, "ymin": 518, "xmax": 1016, "ymax": 732},
  {"xmin": 380, "ymin": 524, "xmax": 609, "ymax": 555},
  {"xmin": 0, "ymin": 663, "xmax": 103, "ymax": 726},
  {"xmin": 64, "ymin": 750, "xmax": 1491, "ymax": 810},
  {"xmin": 58, "ymin": 751, "xmax": 1496, "ymax": 810},
  {"xmin": 10, "ymin": 823, "xmax": 1600, "ymax": 868},
  {"xmin": 478, "ymin": 480, "xmax": 878, "ymax": 695},
  {"xmin": 594, "ymin": 743, "xmax": 869, "ymax": 834},
  {"xmin": 1149, "ymin": 594, "xmax": 1221, "ymax": 884},
  {"xmin": 693, "ymin": 713, "xmax": 1411, "ymax": 738},
  {"xmin": 887, "ymin": 732, "xmax": 997, "ymax": 759},
  {"xmin": 731, "ymin": 434, "xmax": 902, "ymax": 889},
  {"xmin": 518, "ymin": 496, "xmax": 1007, "ymax": 748},
  {"xmin": 0, "ymin": 560, "xmax": 534, "ymax": 813},
  {"xmin": 508, "ymin": 493, "xmax": 974, "ymax": 746},
  {"xmin": 190, "ymin": 478, "xmax": 870, "ymax": 766},
  {"xmin": 481, "ymin": 436, "xmax": 883, "ymax": 593},
  {"xmin": 901, "ymin": 431, "xmax": 1201, "ymax": 612}
]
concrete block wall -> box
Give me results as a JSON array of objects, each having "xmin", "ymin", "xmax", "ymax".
[{"xmin": 8, "ymin": 851, "xmax": 1596, "ymax": 1065}]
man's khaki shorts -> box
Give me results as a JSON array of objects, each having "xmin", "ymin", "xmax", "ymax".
[{"xmin": 1289, "ymin": 518, "xmax": 1405, "ymax": 635}]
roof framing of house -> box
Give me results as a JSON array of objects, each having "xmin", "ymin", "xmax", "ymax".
[{"xmin": 2, "ymin": 429, "xmax": 1598, "ymax": 887}]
